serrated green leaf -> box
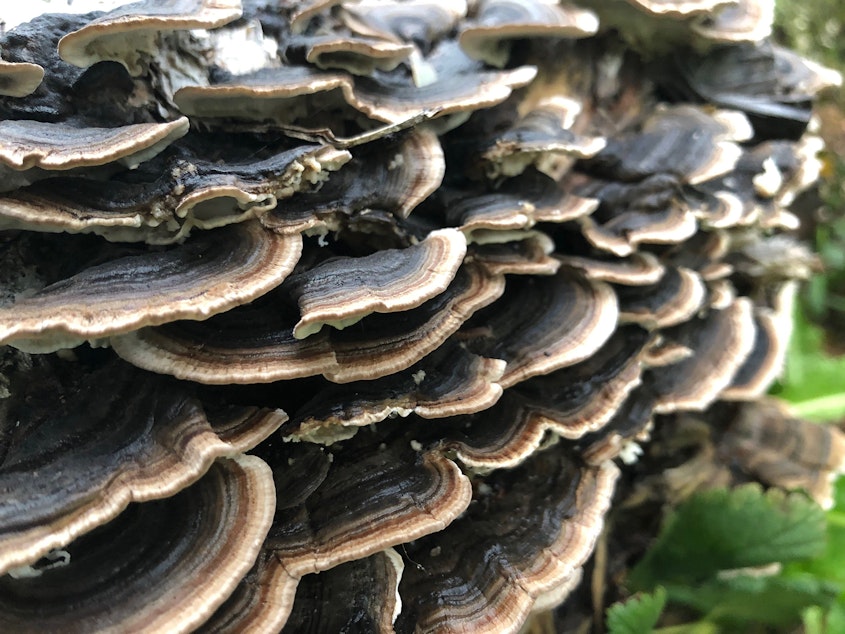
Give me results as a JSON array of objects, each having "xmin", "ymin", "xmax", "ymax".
[
  {"xmin": 665, "ymin": 574, "xmax": 839, "ymax": 627},
  {"xmin": 786, "ymin": 477, "xmax": 845, "ymax": 585},
  {"xmin": 629, "ymin": 485, "xmax": 826, "ymax": 590},
  {"xmin": 607, "ymin": 587, "xmax": 666, "ymax": 634}
]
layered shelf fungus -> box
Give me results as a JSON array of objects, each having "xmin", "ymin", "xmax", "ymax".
[{"xmin": 0, "ymin": 1, "xmax": 841, "ymax": 632}]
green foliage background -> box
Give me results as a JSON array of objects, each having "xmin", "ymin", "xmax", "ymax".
[{"xmin": 606, "ymin": 2, "xmax": 845, "ymax": 631}]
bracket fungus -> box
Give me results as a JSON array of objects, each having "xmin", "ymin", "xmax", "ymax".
[
  {"xmin": 0, "ymin": 60, "xmax": 44, "ymax": 98},
  {"xmin": 0, "ymin": 1, "xmax": 842, "ymax": 632}
]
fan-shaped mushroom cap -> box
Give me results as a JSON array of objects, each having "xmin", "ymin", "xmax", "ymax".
[
  {"xmin": 470, "ymin": 231, "xmax": 561, "ymax": 276},
  {"xmin": 58, "ymin": 0, "xmax": 243, "ymax": 74},
  {"xmin": 580, "ymin": 388, "xmax": 656, "ymax": 465},
  {"xmin": 584, "ymin": 110, "xmax": 742, "ymax": 185},
  {"xmin": 285, "ymin": 340, "xmax": 505, "ymax": 443},
  {"xmin": 263, "ymin": 129, "xmax": 443, "ymax": 232},
  {"xmin": 688, "ymin": 188, "xmax": 747, "ymax": 229},
  {"xmin": 174, "ymin": 56, "xmax": 537, "ymax": 129},
  {"xmin": 338, "ymin": 0, "xmax": 467, "ymax": 45},
  {"xmin": 447, "ymin": 170, "xmax": 598, "ymax": 238},
  {"xmin": 557, "ymin": 252, "xmax": 665, "ymax": 286},
  {"xmin": 650, "ymin": 298, "xmax": 756, "ymax": 413},
  {"xmin": 201, "ymin": 432, "xmax": 470, "ymax": 631},
  {"xmin": 396, "ymin": 450, "xmax": 619, "ymax": 634},
  {"xmin": 692, "ymin": 0, "xmax": 774, "ymax": 42},
  {"xmin": 571, "ymin": 173, "xmax": 699, "ymax": 256},
  {"xmin": 0, "ymin": 222, "xmax": 302, "ymax": 352},
  {"xmin": 0, "ymin": 144, "xmax": 350, "ymax": 242},
  {"xmin": 444, "ymin": 327, "xmax": 649, "ymax": 469},
  {"xmin": 0, "ymin": 2, "xmax": 831, "ymax": 630},
  {"xmin": 263, "ymin": 433, "xmax": 471, "ymax": 579},
  {"xmin": 289, "ymin": 228, "xmax": 466, "ymax": 338},
  {"xmin": 279, "ymin": 549, "xmax": 404, "ymax": 634},
  {"xmin": 617, "ymin": 266, "xmax": 707, "ymax": 328},
  {"xmin": 0, "ymin": 60, "xmax": 44, "ymax": 97},
  {"xmin": 113, "ymin": 261, "xmax": 505, "ymax": 384},
  {"xmin": 658, "ymin": 42, "xmax": 838, "ymax": 139},
  {"xmin": 304, "ymin": 35, "xmax": 415, "ymax": 75},
  {"xmin": 579, "ymin": 207, "xmax": 698, "ymax": 256},
  {"xmin": 465, "ymin": 270, "xmax": 619, "ymax": 388},
  {"xmin": 459, "ymin": 0, "xmax": 599, "ymax": 67},
  {"xmin": 0, "ymin": 455, "xmax": 274, "ymax": 634},
  {"xmin": 719, "ymin": 400, "xmax": 845, "ymax": 509},
  {"xmin": 481, "ymin": 102, "xmax": 607, "ymax": 179},
  {"xmin": 202, "ymin": 546, "xmax": 404, "ymax": 634},
  {"xmin": 721, "ymin": 308, "xmax": 788, "ymax": 400},
  {"xmin": 196, "ymin": 548, "xmax": 300, "ymax": 634},
  {"xmin": 0, "ymin": 117, "xmax": 189, "ymax": 192},
  {"xmin": 0, "ymin": 356, "xmax": 285, "ymax": 577}
]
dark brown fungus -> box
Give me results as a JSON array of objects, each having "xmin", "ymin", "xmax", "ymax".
[
  {"xmin": 396, "ymin": 450, "xmax": 619, "ymax": 634},
  {"xmin": 719, "ymin": 400, "xmax": 845, "ymax": 508},
  {"xmin": 262, "ymin": 129, "xmax": 444, "ymax": 233},
  {"xmin": 0, "ymin": 455, "xmax": 274, "ymax": 634},
  {"xmin": 650, "ymin": 298, "xmax": 756, "ymax": 413},
  {"xmin": 617, "ymin": 266, "xmax": 707, "ymax": 329},
  {"xmin": 446, "ymin": 170, "xmax": 598, "ymax": 238},
  {"xmin": 265, "ymin": 433, "xmax": 471, "ymax": 577},
  {"xmin": 279, "ymin": 549, "xmax": 404, "ymax": 633},
  {"xmin": 285, "ymin": 340, "xmax": 505, "ymax": 443},
  {"xmin": 0, "ymin": 355, "xmax": 285, "ymax": 576},
  {"xmin": 288, "ymin": 228, "xmax": 466, "ymax": 338},
  {"xmin": 58, "ymin": 0, "xmax": 244, "ymax": 74},
  {"xmin": 289, "ymin": 0, "xmax": 345, "ymax": 34},
  {"xmin": 174, "ymin": 57, "xmax": 537, "ymax": 129},
  {"xmin": 444, "ymin": 327, "xmax": 650, "ymax": 469},
  {"xmin": 203, "ymin": 431, "xmax": 471, "ymax": 632},
  {"xmin": 655, "ymin": 41, "xmax": 834, "ymax": 138},
  {"xmin": 557, "ymin": 252, "xmax": 665, "ymax": 286},
  {"xmin": 197, "ymin": 549, "xmax": 300, "ymax": 633},
  {"xmin": 583, "ymin": 106, "xmax": 742, "ymax": 185},
  {"xmin": 722, "ymin": 309, "xmax": 788, "ymax": 400},
  {"xmin": 692, "ymin": 0, "xmax": 774, "ymax": 42},
  {"xmin": 0, "ymin": 117, "xmax": 189, "ymax": 192},
  {"xmin": 113, "ymin": 261, "xmax": 505, "ymax": 384},
  {"xmin": 469, "ymin": 231, "xmax": 561, "ymax": 276},
  {"xmin": 460, "ymin": 0, "xmax": 598, "ymax": 67},
  {"xmin": 579, "ymin": 388, "xmax": 657, "ymax": 466},
  {"xmin": 579, "ymin": 206, "xmax": 698, "ymax": 256},
  {"xmin": 0, "ymin": 222, "xmax": 302, "ymax": 352},
  {"xmin": 0, "ymin": 3, "xmax": 833, "ymax": 632},
  {"xmin": 0, "ymin": 60, "xmax": 44, "ymax": 97},
  {"xmin": 481, "ymin": 101, "xmax": 606, "ymax": 179},
  {"xmin": 0, "ymin": 144, "xmax": 350, "ymax": 242},
  {"xmin": 304, "ymin": 35, "xmax": 415, "ymax": 75},
  {"xmin": 337, "ymin": 0, "xmax": 466, "ymax": 47},
  {"xmin": 0, "ymin": 117, "xmax": 188, "ymax": 171},
  {"xmin": 464, "ymin": 270, "xmax": 618, "ymax": 388}
]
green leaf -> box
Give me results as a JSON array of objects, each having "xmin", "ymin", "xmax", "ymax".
[
  {"xmin": 774, "ymin": 308, "xmax": 845, "ymax": 419},
  {"xmin": 786, "ymin": 477, "xmax": 845, "ymax": 585},
  {"xmin": 804, "ymin": 605, "xmax": 826, "ymax": 634},
  {"xmin": 629, "ymin": 485, "xmax": 826, "ymax": 590},
  {"xmin": 607, "ymin": 587, "xmax": 666, "ymax": 634},
  {"xmin": 666, "ymin": 574, "xmax": 839, "ymax": 628}
]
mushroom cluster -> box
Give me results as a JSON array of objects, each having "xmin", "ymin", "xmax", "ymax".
[{"xmin": 0, "ymin": 1, "xmax": 843, "ymax": 632}]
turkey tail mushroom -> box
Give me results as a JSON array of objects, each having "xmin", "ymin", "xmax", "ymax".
[{"xmin": 0, "ymin": 0, "xmax": 837, "ymax": 632}]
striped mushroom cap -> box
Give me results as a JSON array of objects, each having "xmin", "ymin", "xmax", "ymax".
[{"xmin": 0, "ymin": 1, "xmax": 841, "ymax": 632}]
